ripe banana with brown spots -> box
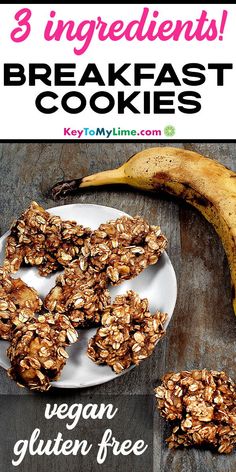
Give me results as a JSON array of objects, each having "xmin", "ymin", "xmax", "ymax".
[{"xmin": 51, "ymin": 147, "xmax": 236, "ymax": 316}]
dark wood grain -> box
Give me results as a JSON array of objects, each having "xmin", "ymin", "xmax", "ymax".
[{"xmin": 0, "ymin": 142, "xmax": 235, "ymax": 471}]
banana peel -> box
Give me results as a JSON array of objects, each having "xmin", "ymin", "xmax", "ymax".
[{"xmin": 51, "ymin": 147, "xmax": 236, "ymax": 316}]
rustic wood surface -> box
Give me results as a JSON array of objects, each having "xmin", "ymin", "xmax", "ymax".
[{"xmin": 0, "ymin": 142, "xmax": 235, "ymax": 471}]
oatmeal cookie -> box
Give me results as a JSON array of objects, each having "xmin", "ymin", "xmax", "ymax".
[
  {"xmin": 155, "ymin": 369, "xmax": 236, "ymax": 453},
  {"xmin": 8, "ymin": 312, "xmax": 78, "ymax": 391},
  {"xmin": 87, "ymin": 290, "xmax": 167, "ymax": 373},
  {"xmin": 0, "ymin": 268, "xmax": 42, "ymax": 340},
  {"xmin": 4, "ymin": 201, "xmax": 91, "ymax": 276},
  {"xmin": 79, "ymin": 215, "xmax": 167, "ymax": 284},
  {"xmin": 44, "ymin": 264, "xmax": 111, "ymax": 328}
]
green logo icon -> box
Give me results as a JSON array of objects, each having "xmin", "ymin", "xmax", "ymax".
[{"xmin": 164, "ymin": 125, "xmax": 176, "ymax": 137}]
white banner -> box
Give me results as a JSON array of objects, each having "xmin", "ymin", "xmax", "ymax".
[{"xmin": 0, "ymin": 4, "xmax": 235, "ymax": 139}]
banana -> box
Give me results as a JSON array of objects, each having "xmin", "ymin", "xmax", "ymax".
[{"xmin": 51, "ymin": 147, "xmax": 236, "ymax": 316}]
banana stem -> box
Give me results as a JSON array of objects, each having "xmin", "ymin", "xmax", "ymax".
[
  {"xmin": 51, "ymin": 166, "xmax": 126, "ymax": 199},
  {"xmin": 80, "ymin": 167, "xmax": 125, "ymax": 188}
]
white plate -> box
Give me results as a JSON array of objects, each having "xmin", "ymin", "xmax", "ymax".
[{"xmin": 0, "ymin": 203, "xmax": 177, "ymax": 388}]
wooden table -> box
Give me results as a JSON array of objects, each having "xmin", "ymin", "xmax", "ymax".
[{"xmin": 0, "ymin": 142, "xmax": 235, "ymax": 471}]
